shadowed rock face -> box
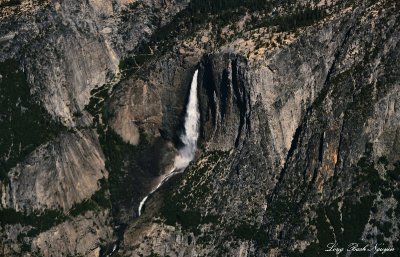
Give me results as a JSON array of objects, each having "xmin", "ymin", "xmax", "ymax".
[
  {"xmin": 0, "ymin": 0, "xmax": 189, "ymax": 256},
  {"xmin": 31, "ymin": 210, "xmax": 114, "ymax": 257},
  {"xmin": 0, "ymin": 0, "xmax": 189, "ymax": 126},
  {"xmin": 2, "ymin": 130, "xmax": 106, "ymax": 213},
  {"xmin": 1, "ymin": 0, "xmax": 400, "ymax": 256},
  {"xmin": 120, "ymin": 2, "xmax": 400, "ymax": 257},
  {"xmin": 198, "ymin": 54, "xmax": 251, "ymax": 151}
]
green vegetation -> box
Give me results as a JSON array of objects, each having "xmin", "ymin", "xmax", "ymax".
[
  {"xmin": 0, "ymin": 59, "xmax": 115, "ymax": 247},
  {"xmin": 85, "ymin": 68, "xmax": 160, "ymax": 219},
  {"xmin": 119, "ymin": 1, "xmax": 328, "ymax": 78},
  {"xmin": 304, "ymin": 196, "xmax": 375, "ymax": 257},
  {"xmin": 302, "ymin": 143, "xmax": 399, "ymax": 256},
  {"xmin": 0, "ymin": 59, "xmax": 118, "ymax": 248},
  {"xmin": 0, "ymin": 208, "xmax": 66, "ymax": 227},
  {"xmin": 100, "ymin": 128, "xmax": 156, "ymax": 218},
  {"xmin": 127, "ymin": 2, "xmax": 140, "ymax": 10},
  {"xmin": 233, "ymin": 223, "xmax": 268, "ymax": 247},
  {"xmin": 252, "ymin": 7, "xmax": 326, "ymax": 31},
  {"xmin": 176, "ymin": 151, "xmax": 228, "ymax": 207},
  {"xmin": 188, "ymin": 0, "xmax": 270, "ymax": 13},
  {"xmin": 386, "ymin": 161, "xmax": 400, "ymax": 182},
  {"xmin": 342, "ymin": 196, "xmax": 375, "ymax": 244},
  {"xmin": 145, "ymin": 251, "xmax": 162, "ymax": 257},
  {"xmin": 0, "ymin": 0, "xmax": 21, "ymax": 8},
  {"xmin": 159, "ymin": 151, "xmax": 228, "ymax": 234},
  {"xmin": 69, "ymin": 178, "xmax": 110, "ymax": 217},
  {"xmin": 158, "ymin": 150, "xmax": 273, "ymax": 248},
  {"xmin": 162, "ymin": 204, "xmax": 202, "ymax": 234},
  {"xmin": 161, "ymin": 181, "xmax": 219, "ymax": 235},
  {"xmin": 0, "ymin": 178, "xmax": 110, "ymax": 247},
  {"xmin": 0, "ymin": 59, "xmax": 65, "ymax": 181},
  {"xmin": 303, "ymin": 208, "xmax": 336, "ymax": 257},
  {"xmin": 85, "ymin": 81, "xmax": 114, "ymax": 126},
  {"xmin": 0, "ymin": 208, "xmax": 67, "ymax": 237}
]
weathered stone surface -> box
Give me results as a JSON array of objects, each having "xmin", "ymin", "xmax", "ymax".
[
  {"xmin": 1, "ymin": 129, "xmax": 106, "ymax": 212},
  {"xmin": 0, "ymin": 0, "xmax": 189, "ymax": 255},
  {"xmin": 1, "ymin": 0, "xmax": 400, "ymax": 256},
  {"xmin": 121, "ymin": 1, "xmax": 400, "ymax": 256},
  {"xmin": 31, "ymin": 210, "xmax": 114, "ymax": 257}
]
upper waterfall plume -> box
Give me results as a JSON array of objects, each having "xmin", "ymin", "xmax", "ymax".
[
  {"xmin": 173, "ymin": 69, "xmax": 200, "ymax": 169},
  {"xmin": 138, "ymin": 69, "xmax": 200, "ymax": 216}
]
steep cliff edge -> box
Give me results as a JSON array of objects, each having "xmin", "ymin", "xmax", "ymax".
[
  {"xmin": 0, "ymin": 0, "xmax": 189, "ymax": 256},
  {"xmin": 1, "ymin": 0, "xmax": 399, "ymax": 256},
  {"xmin": 119, "ymin": 1, "xmax": 400, "ymax": 257}
]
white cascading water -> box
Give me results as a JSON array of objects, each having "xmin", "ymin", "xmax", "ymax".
[{"xmin": 138, "ymin": 69, "xmax": 200, "ymax": 216}]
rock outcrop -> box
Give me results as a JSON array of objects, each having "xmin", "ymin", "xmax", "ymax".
[
  {"xmin": 1, "ymin": 130, "xmax": 106, "ymax": 212},
  {"xmin": 0, "ymin": 0, "xmax": 190, "ymax": 256},
  {"xmin": 1, "ymin": 0, "xmax": 399, "ymax": 256},
  {"xmin": 120, "ymin": 1, "xmax": 400, "ymax": 256}
]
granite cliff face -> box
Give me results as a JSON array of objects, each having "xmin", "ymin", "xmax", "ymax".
[
  {"xmin": 1, "ymin": 0, "xmax": 399, "ymax": 256},
  {"xmin": 119, "ymin": 1, "xmax": 400, "ymax": 256},
  {"xmin": 0, "ymin": 0, "xmax": 188, "ymax": 255}
]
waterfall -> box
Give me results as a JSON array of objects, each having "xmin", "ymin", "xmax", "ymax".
[
  {"xmin": 173, "ymin": 69, "xmax": 200, "ymax": 169},
  {"xmin": 138, "ymin": 69, "xmax": 200, "ymax": 216}
]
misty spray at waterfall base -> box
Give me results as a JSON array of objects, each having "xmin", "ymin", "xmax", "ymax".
[{"xmin": 138, "ymin": 69, "xmax": 200, "ymax": 216}]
